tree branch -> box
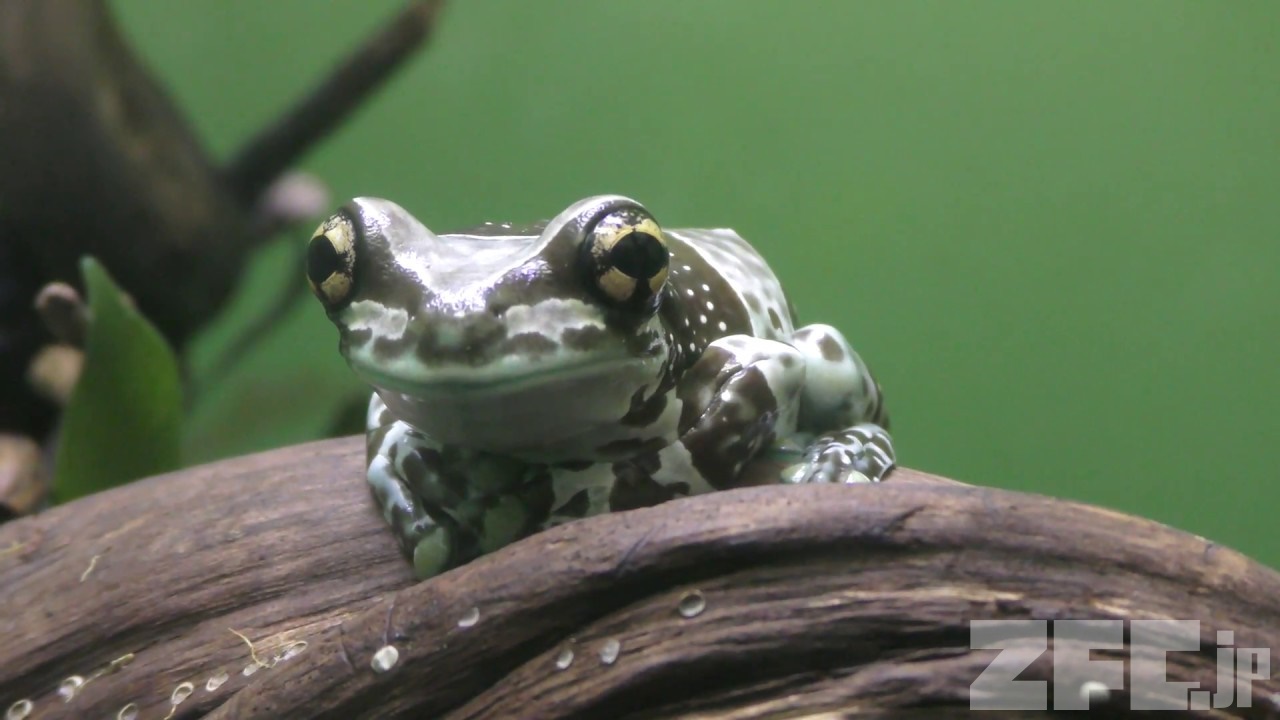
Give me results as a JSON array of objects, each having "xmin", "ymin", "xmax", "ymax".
[
  {"xmin": 0, "ymin": 1, "xmax": 445, "ymax": 445},
  {"xmin": 224, "ymin": 0, "xmax": 447, "ymax": 203},
  {"xmin": 1, "ymin": 437, "xmax": 1277, "ymax": 718}
]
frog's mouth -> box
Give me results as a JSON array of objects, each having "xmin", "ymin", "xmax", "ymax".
[
  {"xmin": 356, "ymin": 356, "xmax": 663, "ymax": 456},
  {"xmin": 354, "ymin": 355, "xmax": 650, "ymax": 397}
]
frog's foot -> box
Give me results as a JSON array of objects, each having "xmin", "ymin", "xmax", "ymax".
[
  {"xmin": 790, "ymin": 324, "xmax": 889, "ymax": 430},
  {"xmin": 366, "ymin": 402, "xmax": 552, "ymax": 579},
  {"xmin": 676, "ymin": 335, "xmax": 806, "ymax": 489},
  {"xmin": 783, "ymin": 422, "xmax": 896, "ymax": 485},
  {"xmin": 366, "ymin": 447, "xmax": 465, "ymax": 578}
]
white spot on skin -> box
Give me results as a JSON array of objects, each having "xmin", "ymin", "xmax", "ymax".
[
  {"xmin": 706, "ymin": 301, "xmax": 715, "ymax": 311},
  {"xmin": 699, "ymin": 314, "xmax": 707, "ymax": 324},
  {"xmin": 343, "ymin": 300, "xmax": 409, "ymax": 341},
  {"xmin": 501, "ymin": 298, "xmax": 602, "ymax": 339},
  {"xmin": 685, "ymin": 288, "xmax": 695, "ymax": 297},
  {"xmin": 171, "ymin": 682, "xmax": 194, "ymax": 706},
  {"xmin": 718, "ymin": 321, "xmax": 728, "ymax": 331},
  {"xmin": 117, "ymin": 704, "xmax": 138, "ymax": 720},
  {"xmin": 555, "ymin": 648, "xmax": 575, "ymax": 670},
  {"xmin": 667, "ymin": 229, "xmax": 792, "ymax": 340},
  {"xmin": 7, "ymin": 700, "xmax": 33, "ymax": 720},
  {"xmin": 701, "ymin": 283, "xmax": 711, "ymax": 292}
]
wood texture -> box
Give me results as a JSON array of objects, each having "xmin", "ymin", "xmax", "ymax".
[{"xmin": 2, "ymin": 437, "xmax": 1278, "ymax": 718}]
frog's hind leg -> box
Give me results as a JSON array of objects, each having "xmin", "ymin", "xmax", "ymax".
[
  {"xmin": 791, "ymin": 324, "xmax": 888, "ymax": 431},
  {"xmin": 366, "ymin": 394, "xmax": 548, "ymax": 579},
  {"xmin": 785, "ymin": 324, "xmax": 896, "ymax": 484}
]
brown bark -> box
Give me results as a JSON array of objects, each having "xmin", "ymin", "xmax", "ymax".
[{"xmin": 1, "ymin": 436, "xmax": 1277, "ymax": 718}]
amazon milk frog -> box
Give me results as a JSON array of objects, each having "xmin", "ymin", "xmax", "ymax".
[{"xmin": 307, "ymin": 195, "xmax": 894, "ymax": 578}]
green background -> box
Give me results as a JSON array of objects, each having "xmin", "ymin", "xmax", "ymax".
[{"xmin": 112, "ymin": 2, "xmax": 1278, "ymax": 566}]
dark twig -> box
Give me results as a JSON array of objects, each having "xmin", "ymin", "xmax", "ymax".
[{"xmin": 224, "ymin": 0, "xmax": 446, "ymax": 203}]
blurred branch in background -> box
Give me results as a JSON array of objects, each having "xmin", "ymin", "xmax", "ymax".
[
  {"xmin": 1, "ymin": 439, "xmax": 1277, "ymax": 718},
  {"xmin": 0, "ymin": 0, "xmax": 445, "ymax": 510},
  {"xmin": 225, "ymin": 0, "xmax": 445, "ymax": 204}
]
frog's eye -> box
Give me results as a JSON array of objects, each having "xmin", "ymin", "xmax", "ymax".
[
  {"xmin": 584, "ymin": 209, "xmax": 670, "ymax": 307},
  {"xmin": 307, "ymin": 213, "xmax": 358, "ymax": 311}
]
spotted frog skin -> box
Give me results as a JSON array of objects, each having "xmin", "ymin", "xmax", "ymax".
[{"xmin": 307, "ymin": 195, "xmax": 894, "ymax": 578}]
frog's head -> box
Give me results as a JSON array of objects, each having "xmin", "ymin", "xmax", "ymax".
[{"xmin": 307, "ymin": 195, "xmax": 675, "ymax": 458}]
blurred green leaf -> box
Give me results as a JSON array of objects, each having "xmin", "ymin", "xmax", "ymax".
[{"xmin": 54, "ymin": 258, "xmax": 183, "ymax": 501}]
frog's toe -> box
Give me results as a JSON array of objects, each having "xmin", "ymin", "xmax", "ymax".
[
  {"xmin": 411, "ymin": 526, "xmax": 457, "ymax": 579},
  {"xmin": 477, "ymin": 494, "xmax": 532, "ymax": 555},
  {"xmin": 783, "ymin": 423, "xmax": 895, "ymax": 485}
]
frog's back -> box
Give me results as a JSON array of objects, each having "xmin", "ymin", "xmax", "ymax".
[{"xmin": 663, "ymin": 228, "xmax": 796, "ymax": 349}]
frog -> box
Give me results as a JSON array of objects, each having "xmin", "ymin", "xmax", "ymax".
[{"xmin": 307, "ymin": 195, "xmax": 895, "ymax": 579}]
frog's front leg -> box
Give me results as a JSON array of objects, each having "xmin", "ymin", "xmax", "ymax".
[
  {"xmin": 676, "ymin": 335, "xmax": 807, "ymax": 488},
  {"xmin": 365, "ymin": 395, "xmax": 552, "ymax": 579},
  {"xmin": 784, "ymin": 324, "xmax": 896, "ymax": 484}
]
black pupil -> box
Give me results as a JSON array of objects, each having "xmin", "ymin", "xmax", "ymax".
[
  {"xmin": 307, "ymin": 236, "xmax": 343, "ymax": 288},
  {"xmin": 609, "ymin": 232, "xmax": 667, "ymax": 279}
]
